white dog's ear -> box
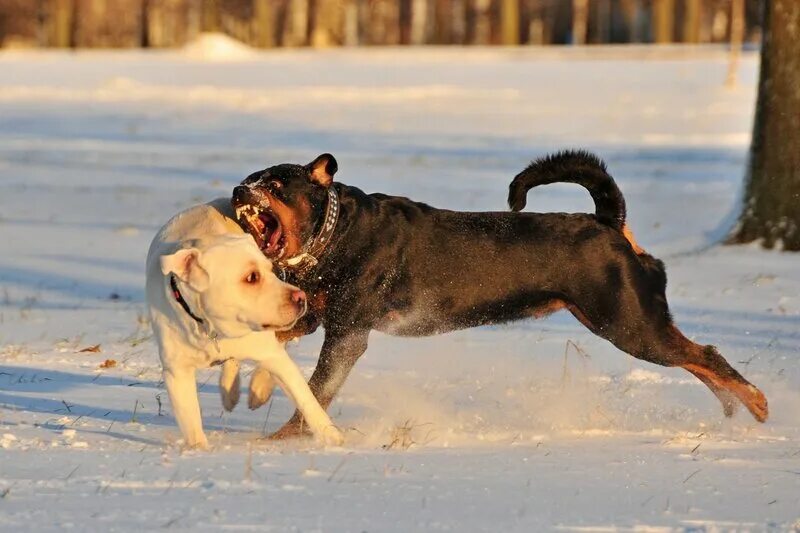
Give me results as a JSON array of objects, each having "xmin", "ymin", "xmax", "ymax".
[{"xmin": 160, "ymin": 248, "xmax": 210, "ymax": 292}]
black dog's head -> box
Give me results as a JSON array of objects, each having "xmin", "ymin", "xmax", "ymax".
[{"xmin": 232, "ymin": 153, "xmax": 337, "ymax": 261}]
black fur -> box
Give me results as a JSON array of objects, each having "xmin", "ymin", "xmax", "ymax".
[
  {"xmin": 232, "ymin": 151, "xmax": 768, "ymax": 435},
  {"xmin": 508, "ymin": 150, "xmax": 626, "ymax": 230}
]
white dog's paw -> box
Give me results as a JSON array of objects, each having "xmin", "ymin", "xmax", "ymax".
[
  {"xmin": 319, "ymin": 426, "xmax": 344, "ymax": 447},
  {"xmin": 219, "ymin": 360, "xmax": 241, "ymax": 412},
  {"xmin": 182, "ymin": 435, "xmax": 210, "ymax": 451},
  {"xmin": 248, "ymin": 367, "xmax": 276, "ymax": 410},
  {"xmin": 220, "ymin": 377, "xmax": 240, "ymax": 412}
]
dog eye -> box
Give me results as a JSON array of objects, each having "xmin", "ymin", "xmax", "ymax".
[
  {"xmin": 244, "ymin": 271, "xmax": 260, "ymax": 284},
  {"xmin": 269, "ymin": 180, "xmax": 283, "ymax": 191}
]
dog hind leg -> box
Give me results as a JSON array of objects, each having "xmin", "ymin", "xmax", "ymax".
[{"xmin": 563, "ymin": 262, "xmax": 767, "ymax": 422}]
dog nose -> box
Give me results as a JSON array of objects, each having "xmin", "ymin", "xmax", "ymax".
[
  {"xmin": 291, "ymin": 290, "xmax": 306, "ymax": 307},
  {"xmin": 232, "ymin": 185, "xmax": 249, "ymax": 201}
]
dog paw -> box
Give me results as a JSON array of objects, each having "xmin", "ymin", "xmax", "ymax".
[
  {"xmin": 248, "ymin": 367, "xmax": 276, "ymax": 410},
  {"xmin": 267, "ymin": 421, "xmax": 311, "ymax": 441},
  {"xmin": 219, "ymin": 360, "xmax": 241, "ymax": 412},
  {"xmin": 182, "ymin": 435, "xmax": 210, "ymax": 451},
  {"xmin": 220, "ymin": 384, "xmax": 240, "ymax": 413},
  {"xmin": 743, "ymin": 384, "xmax": 768, "ymax": 423},
  {"xmin": 319, "ymin": 426, "xmax": 344, "ymax": 447}
]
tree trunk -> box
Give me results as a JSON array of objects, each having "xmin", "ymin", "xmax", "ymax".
[
  {"xmin": 140, "ymin": 0, "xmax": 150, "ymax": 47},
  {"xmin": 253, "ymin": 0, "xmax": 275, "ymax": 48},
  {"xmin": 342, "ymin": 0, "xmax": 358, "ymax": 45},
  {"xmin": 682, "ymin": 0, "xmax": 700, "ymax": 43},
  {"xmin": 572, "ymin": 0, "xmax": 587, "ymax": 44},
  {"xmin": 201, "ymin": 0, "xmax": 220, "ymax": 33},
  {"xmin": 594, "ymin": 0, "xmax": 611, "ymax": 43},
  {"xmin": 725, "ymin": 0, "xmax": 745, "ymax": 86},
  {"xmin": 728, "ymin": 0, "xmax": 800, "ymax": 250},
  {"xmin": 53, "ymin": 0, "xmax": 74, "ymax": 47},
  {"xmin": 309, "ymin": 0, "xmax": 342, "ymax": 47},
  {"xmin": 652, "ymin": 0, "xmax": 673, "ymax": 43},
  {"xmin": 500, "ymin": 0, "xmax": 518, "ymax": 44},
  {"xmin": 283, "ymin": 0, "xmax": 308, "ymax": 46},
  {"xmin": 409, "ymin": 0, "xmax": 426, "ymax": 44},
  {"xmin": 398, "ymin": 0, "xmax": 411, "ymax": 43},
  {"xmin": 433, "ymin": 0, "xmax": 452, "ymax": 44}
]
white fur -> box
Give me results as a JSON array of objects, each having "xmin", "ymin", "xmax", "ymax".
[{"xmin": 145, "ymin": 198, "xmax": 343, "ymax": 449}]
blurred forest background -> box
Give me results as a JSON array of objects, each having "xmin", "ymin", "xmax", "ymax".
[{"xmin": 0, "ymin": 0, "xmax": 764, "ymax": 48}]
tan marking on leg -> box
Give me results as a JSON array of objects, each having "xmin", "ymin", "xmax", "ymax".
[
  {"xmin": 667, "ymin": 324, "xmax": 767, "ymax": 422},
  {"xmin": 682, "ymin": 363, "xmax": 768, "ymax": 423},
  {"xmin": 683, "ymin": 365, "xmax": 738, "ymax": 417},
  {"xmin": 532, "ymin": 299, "xmax": 567, "ymax": 318}
]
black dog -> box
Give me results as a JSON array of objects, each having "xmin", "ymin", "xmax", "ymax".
[{"xmin": 231, "ymin": 150, "xmax": 768, "ymax": 438}]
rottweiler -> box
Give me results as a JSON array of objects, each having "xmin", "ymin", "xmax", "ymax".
[{"xmin": 231, "ymin": 150, "xmax": 768, "ymax": 438}]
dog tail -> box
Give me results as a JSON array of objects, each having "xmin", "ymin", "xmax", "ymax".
[
  {"xmin": 508, "ymin": 150, "xmax": 647, "ymax": 255},
  {"xmin": 508, "ymin": 150, "xmax": 626, "ymax": 228}
]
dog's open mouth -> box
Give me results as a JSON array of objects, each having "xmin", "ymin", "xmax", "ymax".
[{"xmin": 235, "ymin": 203, "xmax": 287, "ymax": 259}]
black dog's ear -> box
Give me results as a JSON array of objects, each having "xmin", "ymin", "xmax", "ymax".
[{"xmin": 306, "ymin": 153, "xmax": 337, "ymax": 188}]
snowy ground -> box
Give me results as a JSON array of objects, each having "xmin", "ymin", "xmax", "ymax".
[{"xmin": 1, "ymin": 44, "xmax": 799, "ymax": 531}]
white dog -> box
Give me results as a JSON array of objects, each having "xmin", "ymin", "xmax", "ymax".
[{"xmin": 146, "ymin": 198, "xmax": 343, "ymax": 449}]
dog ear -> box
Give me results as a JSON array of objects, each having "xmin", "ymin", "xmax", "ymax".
[
  {"xmin": 160, "ymin": 248, "xmax": 210, "ymax": 292},
  {"xmin": 305, "ymin": 153, "xmax": 337, "ymax": 188}
]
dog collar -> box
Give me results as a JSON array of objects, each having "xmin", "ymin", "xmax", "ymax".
[
  {"xmin": 170, "ymin": 275, "xmax": 219, "ymax": 350},
  {"xmin": 170, "ymin": 275, "xmax": 204, "ymax": 324},
  {"xmin": 280, "ymin": 186, "xmax": 339, "ymax": 275}
]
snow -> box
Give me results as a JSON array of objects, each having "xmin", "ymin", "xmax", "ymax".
[
  {"xmin": 181, "ymin": 32, "xmax": 260, "ymax": 62},
  {"xmin": 1, "ymin": 46, "xmax": 799, "ymax": 530}
]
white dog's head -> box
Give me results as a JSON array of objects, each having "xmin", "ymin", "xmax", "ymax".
[{"xmin": 160, "ymin": 234, "xmax": 306, "ymax": 338}]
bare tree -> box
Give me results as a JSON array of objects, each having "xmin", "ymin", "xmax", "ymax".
[
  {"xmin": 500, "ymin": 0, "xmax": 519, "ymax": 44},
  {"xmin": 728, "ymin": 0, "xmax": 800, "ymax": 250},
  {"xmin": 572, "ymin": 0, "xmax": 588, "ymax": 44},
  {"xmin": 682, "ymin": 0, "xmax": 701, "ymax": 42},
  {"xmin": 253, "ymin": 0, "xmax": 275, "ymax": 48},
  {"xmin": 201, "ymin": 0, "xmax": 220, "ymax": 32},
  {"xmin": 653, "ymin": 0, "xmax": 674, "ymax": 42},
  {"xmin": 725, "ymin": 0, "xmax": 745, "ymax": 86}
]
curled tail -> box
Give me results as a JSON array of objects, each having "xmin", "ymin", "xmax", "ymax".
[
  {"xmin": 508, "ymin": 150, "xmax": 627, "ymax": 231},
  {"xmin": 509, "ymin": 150, "xmax": 647, "ymax": 255}
]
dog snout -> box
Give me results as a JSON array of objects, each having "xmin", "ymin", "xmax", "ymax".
[
  {"xmin": 291, "ymin": 289, "xmax": 307, "ymax": 312},
  {"xmin": 232, "ymin": 185, "xmax": 254, "ymax": 204}
]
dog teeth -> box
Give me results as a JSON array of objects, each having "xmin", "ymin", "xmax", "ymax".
[{"xmin": 235, "ymin": 204, "xmax": 262, "ymax": 221}]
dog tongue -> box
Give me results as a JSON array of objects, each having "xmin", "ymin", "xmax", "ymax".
[{"xmin": 266, "ymin": 225, "xmax": 282, "ymax": 251}]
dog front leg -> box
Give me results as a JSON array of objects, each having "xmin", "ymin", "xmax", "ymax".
[
  {"xmin": 248, "ymin": 365, "xmax": 276, "ymax": 410},
  {"xmin": 263, "ymin": 348, "xmax": 343, "ymax": 446},
  {"xmin": 164, "ymin": 364, "xmax": 208, "ymax": 449},
  {"xmin": 271, "ymin": 329, "xmax": 369, "ymax": 440},
  {"xmin": 219, "ymin": 359, "xmax": 240, "ymax": 412}
]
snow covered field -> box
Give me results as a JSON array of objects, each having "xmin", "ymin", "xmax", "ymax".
[{"xmin": 1, "ymin": 43, "xmax": 799, "ymax": 530}]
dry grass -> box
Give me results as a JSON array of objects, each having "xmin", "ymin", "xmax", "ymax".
[{"xmin": 382, "ymin": 419, "xmax": 436, "ymax": 450}]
